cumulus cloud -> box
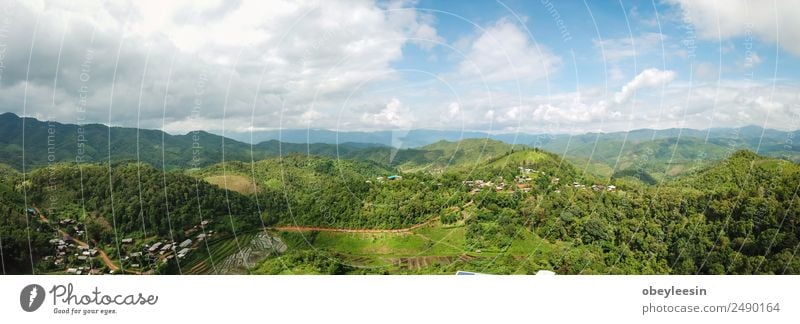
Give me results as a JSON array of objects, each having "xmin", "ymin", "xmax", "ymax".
[
  {"xmin": 458, "ymin": 18, "xmax": 560, "ymax": 83},
  {"xmin": 440, "ymin": 101, "xmax": 460, "ymax": 120},
  {"xmin": 360, "ymin": 98, "xmax": 414, "ymax": 129},
  {"xmin": 0, "ymin": 0, "xmax": 442, "ymax": 133},
  {"xmin": 613, "ymin": 68, "xmax": 676, "ymax": 104},
  {"xmin": 667, "ymin": 0, "xmax": 800, "ymax": 56}
]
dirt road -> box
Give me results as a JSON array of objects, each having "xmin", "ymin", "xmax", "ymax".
[{"xmin": 35, "ymin": 207, "xmax": 123, "ymax": 273}]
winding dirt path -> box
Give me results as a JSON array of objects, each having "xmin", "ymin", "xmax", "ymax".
[{"xmin": 35, "ymin": 207, "xmax": 132, "ymax": 273}]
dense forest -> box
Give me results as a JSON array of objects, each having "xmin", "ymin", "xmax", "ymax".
[
  {"xmin": 453, "ymin": 150, "xmax": 800, "ymax": 274},
  {"xmin": 193, "ymin": 156, "xmax": 464, "ymax": 229},
  {"xmin": 0, "ymin": 133, "xmax": 798, "ymax": 274},
  {"xmin": 22, "ymin": 162, "xmax": 261, "ymax": 240},
  {"xmin": 0, "ymin": 112, "xmax": 385, "ymax": 171},
  {"xmin": 0, "ymin": 180, "xmax": 50, "ymax": 274}
]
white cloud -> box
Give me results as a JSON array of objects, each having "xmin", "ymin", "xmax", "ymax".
[
  {"xmin": 0, "ymin": 0, "xmax": 442, "ymax": 134},
  {"xmin": 668, "ymin": 0, "xmax": 800, "ymax": 56},
  {"xmin": 613, "ymin": 68, "xmax": 676, "ymax": 104},
  {"xmin": 360, "ymin": 98, "xmax": 414, "ymax": 128},
  {"xmin": 441, "ymin": 102, "xmax": 460, "ymax": 120},
  {"xmin": 458, "ymin": 18, "xmax": 560, "ymax": 83},
  {"xmin": 531, "ymin": 98, "xmax": 610, "ymax": 125}
]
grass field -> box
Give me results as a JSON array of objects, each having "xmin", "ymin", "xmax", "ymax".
[{"xmin": 203, "ymin": 174, "xmax": 258, "ymax": 194}]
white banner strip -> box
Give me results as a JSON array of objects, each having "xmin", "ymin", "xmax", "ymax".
[{"xmin": 1, "ymin": 275, "xmax": 797, "ymax": 323}]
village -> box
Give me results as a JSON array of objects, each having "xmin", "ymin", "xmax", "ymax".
[
  {"xmin": 34, "ymin": 206, "xmax": 215, "ymax": 275},
  {"xmin": 461, "ymin": 165, "xmax": 616, "ymax": 195}
]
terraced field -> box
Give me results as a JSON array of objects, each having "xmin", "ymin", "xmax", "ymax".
[
  {"xmin": 265, "ymin": 222, "xmax": 563, "ymax": 274},
  {"xmin": 182, "ymin": 231, "xmax": 286, "ymax": 274}
]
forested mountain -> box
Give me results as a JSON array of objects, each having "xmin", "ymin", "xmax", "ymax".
[
  {"xmin": 21, "ymin": 162, "xmax": 261, "ymax": 240},
  {"xmin": 192, "ymin": 155, "xmax": 459, "ymax": 229},
  {"xmin": 347, "ymin": 138, "xmax": 519, "ymax": 173},
  {"xmin": 516, "ymin": 150, "xmax": 800, "ymax": 274},
  {"xmin": 235, "ymin": 124, "xmax": 800, "ymax": 150},
  {"xmin": 537, "ymin": 128, "xmax": 800, "ymax": 181},
  {"xmin": 2, "ymin": 112, "xmax": 797, "ymax": 183},
  {"xmin": 0, "ymin": 113, "xmax": 381, "ymax": 171},
  {"xmin": 4, "ymin": 161, "xmax": 264, "ymax": 274},
  {"xmin": 228, "ymin": 128, "xmax": 494, "ymax": 147}
]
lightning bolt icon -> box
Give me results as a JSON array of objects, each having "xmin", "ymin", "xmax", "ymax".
[{"xmin": 28, "ymin": 286, "xmax": 37, "ymax": 307}]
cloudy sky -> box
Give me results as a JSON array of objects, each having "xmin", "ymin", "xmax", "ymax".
[{"xmin": 1, "ymin": 0, "xmax": 799, "ymax": 136}]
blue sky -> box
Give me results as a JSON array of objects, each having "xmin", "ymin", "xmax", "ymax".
[
  {"xmin": 412, "ymin": 0, "xmax": 794, "ymax": 85},
  {"xmin": 1, "ymin": 0, "xmax": 798, "ymax": 134}
]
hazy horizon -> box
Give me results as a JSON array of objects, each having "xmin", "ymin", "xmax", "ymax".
[{"xmin": 3, "ymin": 111, "xmax": 798, "ymax": 142}]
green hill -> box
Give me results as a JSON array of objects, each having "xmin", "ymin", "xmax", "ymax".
[
  {"xmin": 0, "ymin": 181, "xmax": 50, "ymax": 274},
  {"xmin": 192, "ymin": 155, "xmax": 466, "ymax": 229},
  {"xmin": 539, "ymin": 130, "xmax": 800, "ymax": 181},
  {"xmin": 23, "ymin": 162, "xmax": 261, "ymax": 240},
  {"xmin": 0, "ymin": 113, "xmax": 382, "ymax": 171},
  {"xmin": 341, "ymin": 138, "xmax": 521, "ymax": 174},
  {"xmin": 661, "ymin": 150, "xmax": 800, "ymax": 274},
  {"xmin": 394, "ymin": 138, "xmax": 518, "ymax": 172}
]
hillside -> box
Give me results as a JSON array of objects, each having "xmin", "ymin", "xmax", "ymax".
[
  {"xmin": 536, "ymin": 127, "xmax": 800, "ymax": 181},
  {"xmin": 663, "ymin": 151, "xmax": 800, "ymax": 274},
  {"xmin": 0, "ymin": 181, "xmax": 50, "ymax": 274},
  {"xmin": 23, "ymin": 162, "xmax": 261, "ymax": 237},
  {"xmin": 243, "ymin": 150, "xmax": 800, "ymax": 275},
  {"xmin": 191, "ymin": 155, "xmax": 462, "ymax": 229},
  {"xmin": 360, "ymin": 138, "xmax": 519, "ymax": 173},
  {"xmin": 0, "ymin": 113, "xmax": 381, "ymax": 171}
]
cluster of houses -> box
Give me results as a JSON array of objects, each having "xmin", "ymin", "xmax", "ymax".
[
  {"xmin": 463, "ymin": 166, "xmax": 548, "ymax": 194},
  {"xmin": 65, "ymin": 266, "xmax": 101, "ymax": 275},
  {"xmin": 46, "ymin": 236, "xmax": 80, "ymax": 266},
  {"xmin": 120, "ymin": 220, "xmax": 214, "ymax": 266},
  {"xmin": 59, "ymin": 218, "xmax": 84, "ymax": 234},
  {"xmin": 461, "ymin": 164, "xmax": 619, "ymax": 195},
  {"xmin": 40, "ymin": 212, "xmax": 104, "ymax": 275},
  {"xmin": 592, "ymin": 184, "xmax": 616, "ymax": 192},
  {"xmin": 42, "ymin": 215, "xmax": 217, "ymax": 274},
  {"xmin": 184, "ymin": 220, "xmax": 212, "ymax": 238},
  {"xmin": 44, "ymin": 236, "xmax": 104, "ymax": 275},
  {"xmin": 571, "ymin": 182, "xmax": 616, "ymax": 192},
  {"xmin": 463, "ymin": 179, "xmax": 506, "ymax": 194}
]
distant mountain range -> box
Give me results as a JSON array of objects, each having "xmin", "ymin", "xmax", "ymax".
[
  {"xmin": 228, "ymin": 125, "xmax": 799, "ymax": 148},
  {"xmin": 0, "ymin": 112, "xmax": 387, "ymax": 171},
  {"xmin": 1, "ymin": 112, "xmax": 798, "ymax": 179}
]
